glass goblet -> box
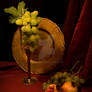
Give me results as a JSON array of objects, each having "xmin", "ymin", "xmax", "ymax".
[
  {"xmin": 20, "ymin": 29, "xmax": 38, "ymax": 85},
  {"xmin": 22, "ymin": 46, "xmax": 38, "ymax": 85}
]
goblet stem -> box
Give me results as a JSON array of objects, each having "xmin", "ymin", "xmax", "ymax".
[
  {"xmin": 24, "ymin": 48, "xmax": 38, "ymax": 85},
  {"xmin": 27, "ymin": 51, "xmax": 31, "ymax": 79},
  {"xmin": 25, "ymin": 48, "xmax": 31, "ymax": 83}
]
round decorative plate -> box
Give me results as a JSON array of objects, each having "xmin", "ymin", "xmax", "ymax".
[{"xmin": 12, "ymin": 18, "xmax": 65, "ymax": 74}]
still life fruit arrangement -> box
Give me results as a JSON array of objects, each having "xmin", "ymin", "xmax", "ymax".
[
  {"xmin": 4, "ymin": 1, "xmax": 85, "ymax": 91},
  {"xmin": 4, "ymin": 1, "xmax": 42, "ymax": 84},
  {"xmin": 43, "ymin": 71, "xmax": 85, "ymax": 92},
  {"xmin": 43, "ymin": 61, "xmax": 85, "ymax": 92}
]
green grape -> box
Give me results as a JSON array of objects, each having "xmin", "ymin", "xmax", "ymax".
[
  {"xmin": 34, "ymin": 44, "xmax": 38, "ymax": 49},
  {"xmin": 72, "ymin": 76, "xmax": 79, "ymax": 86},
  {"xmin": 50, "ymin": 76, "xmax": 54, "ymax": 83},
  {"xmin": 22, "ymin": 35, "xmax": 27, "ymax": 40},
  {"xmin": 53, "ymin": 79, "xmax": 59, "ymax": 84},
  {"xmin": 35, "ymin": 35, "xmax": 40, "ymax": 40},
  {"xmin": 25, "ymin": 15, "xmax": 30, "ymax": 18},
  {"xmin": 67, "ymin": 73, "xmax": 71, "ymax": 77},
  {"xmin": 37, "ymin": 17, "xmax": 42, "ymax": 24},
  {"xmin": 47, "ymin": 80, "xmax": 52, "ymax": 84},
  {"xmin": 16, "ymin": 19, "xmax": 23, "ymax": 25},
  {"xmin": 31, "ymin": 26, "xmax": 39, "ymax": 34},
  {"xmin": 43, "ymin": 83, "xmax": 50, "ymax": 90},
  {"xmin": 33, "ymin": 30, "xmax": 40, "ymax": 34},
  {"xmin": 56, "ymin": 72, "xmax": 63, "ymax": 78},
  {"xmin": 22, "ymin": 15, "xmax": 26, "ymax": 20},
  {"xmin": 25, "ymin": 24, "xmax": 31, "ymax": 31},
  {"xmin": 21, "ymin": 27, "xmax": 32, "ymax": 35},
  {"xmin": 62, "ymin": 72, "xmax": 68, "ymax": 77},
  {"xmin": 24, "ymin": 11, "xmax": 31, "ymax": 16},
  {"xmin": 79, "ymin": 79, "xmax": 85, "ymax": 84},
  {"xmin": 22, "ymin": 16, "xmax": 31, "ymax": 25},
  {"xmin": 29, "ymin": 35, "xmax": 36, "ymax": 42},
  {"xmin": 22, "ymin": 39, "xmax": 24, "ymax": 44},
  {"xmin": 21, "ymin": 26, "xmax": 26, "ymax": 32},
  {"xmin": 27, "ymin": 30, "xmax": 32, "ymax": 35},
  {"xmin": 54, "ymin": 74, "xmax": 59, "ymax": 80},
  {"xmin": 22, "ymin": 35, "xmax": 28, "ymax": 45},
  {"xmin": 23, "ymin": 11, "xmax": 31, "ymax": 19},
  {"xmin": 32, "ymin": 26, "xmax": 38, "ymax": 31},
  {"xmin": 74, "ymin": 76, "xmax": 80, "ymax": 81},
  {"xmin": 31, "ymin": 10, "xmax": 38, "ymax": 17},
  {"xmin": 43, "ymin": 82, "xmax": 48, "ymax": 90},
  {"xmin": 26, "ymin": 17, "xmax": 31, "ymax": 22},
  {"xmin": 74, "ymin": 81, "xmax": 80, "ymax": 87},
  {"xmin": 65, "ymin": 77, "xmax": 72, "ymax": 82},
  {"xmin": 29, "ymin": 39, "xmax": 38, "ymax": 50},
  {"xmin": 22, "ymin": 39, "xmax": 27, "ymax": 46},
  {"xmin": 60, "ymin": 79, "xmax": 65, "ymax": 84},
  {"xmin": 23, "ymin": 21, "xmax": 27, "ymax": 25},
  {"xmin": 29, "ymin": 46, "xmax": 35, "ymax": 52},
  {"xmin": 30, "ymin": 18, "xmax": 37, "ymax": 26}
]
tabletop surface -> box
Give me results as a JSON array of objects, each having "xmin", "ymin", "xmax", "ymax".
[
  {"xmin": 0, "ymin": 61, "xmax": 92, "ymax": 92},
  {"xmin": 0, "ymin": 61, "xmax": 50, "ymax": 92}
]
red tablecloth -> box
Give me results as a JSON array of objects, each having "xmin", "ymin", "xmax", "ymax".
[
  {"xmin": 0, "ymin": 61, "xmax": 92, "ymax": 92},
  {"xmin": 0, "ymin": 61, "xmax": 50, "ymax": 92}
]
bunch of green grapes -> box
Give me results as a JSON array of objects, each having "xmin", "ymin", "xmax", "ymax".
[
  {"xmin": 71, "ymin": 75, "xmax": 85, "ymax": 87},
  {"xmin": 16, "ymin": 11, "xmax": 41, "ymax": 26},
  {"xmin": 15, "ymin": 10, "xmax": 42, "ymax": 52},
  {"xmin": 43, "ymin": 72, "xmax": 85, "ymax": 91},
  {"xmin": 43, "ymin": 72, "xmax": 71, "ymax": 90}
]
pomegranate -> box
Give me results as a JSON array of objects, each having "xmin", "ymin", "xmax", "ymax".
[{"xmin": 61, "ymin": 82, "xmax": 78, "ymax": 92}]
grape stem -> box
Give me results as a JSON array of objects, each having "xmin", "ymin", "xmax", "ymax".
[
  {"xmin": 70, "ymin": 60, "xmax": 80, "ymax": 72},
  {"xmin": 73, "ymin": 65, "xmax": 83, "ymax": 76}
]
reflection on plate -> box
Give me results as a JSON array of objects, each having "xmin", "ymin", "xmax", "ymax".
[
  {"xmin": 31, "ymin": 28, "xmax": 55, "ymax": 61},
  {"xmin": 12, "ymin": 18, "xmax": 65, "ymax": 74}
]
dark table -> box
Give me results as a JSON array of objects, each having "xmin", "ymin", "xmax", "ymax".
[
  {"xmin": 0, "ymin": 61, "xmax": 92, "ymax": 92},
  {"xmin": 0, "ymin": 61, "xmax": 50, "ymax": 92}
]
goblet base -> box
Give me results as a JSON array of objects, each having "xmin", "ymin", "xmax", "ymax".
[{"xmin": 23, "ymin": 77, "xmax": 38, "ymax": 85}]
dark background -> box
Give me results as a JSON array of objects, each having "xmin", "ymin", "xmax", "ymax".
[{"xmin": 0, "ymin": 0, "xmax": 68, "ymax": 61}]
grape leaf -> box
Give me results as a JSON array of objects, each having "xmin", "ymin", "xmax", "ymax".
[
  {"xmin": 4, "ymin": 7, "xmax": 18, "ymax": 17},
  {"xmin": 9, "ymin": 16, "xmax": 17, "ymax": 24},
  {"xmin": 17, "ymin": 1, "xmax": 26, "ymax": 16}
]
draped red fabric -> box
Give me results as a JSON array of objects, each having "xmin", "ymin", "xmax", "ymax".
[{"xmin": 62, "ymin": 0, "xmax": 92, "ymax": 85}]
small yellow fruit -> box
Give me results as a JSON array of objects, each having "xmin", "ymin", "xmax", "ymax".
[
  {"xmin": 16, "ymin": 19, "xmax": 22, "ymax": 25},
  {"xmin": 21, "ymin": 26, "xmax": 26, "ymax": 32},
  {"xmin": 23, "ymin": 21, "xmax": 27, "ymax": 25},
  {"xmin": 37, "ymin": 17, "xmax": 42, "ymax": 23},
  {"xmin": 35, "ymin": 35, "xmax": 40, "ymax": 40},
  {"xmin": 26, "ymin": 17, "xmax": 31, "ymax": 22},
  {"xmin": 31, "ymin": 11, "xmax": 38, "ymax": 17},
  {"xmin": 25, "ymin": 11, "xmax": 31, "ymax": 16},
  {"xmin": 32, "ymin": 26, "xmax": 38, "ymax": 31},
  {"xmin": 25, "ymin": 24, "xmax": 31, "ymax": 31},
  {"xmin": 29, "ymin": 35, "xmax": 36, "ymax": 41},
  {"xmin": 30, "ymin": 18, "xmax": 37, "ymax": 26},
  {"xmin": 29, "ymin": 46, "xmax": 35, "ymax": 52}
]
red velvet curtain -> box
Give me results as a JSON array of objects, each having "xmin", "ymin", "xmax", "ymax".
[{"xmin": 62, "ymin": 0, "xmax": 92, "ymax": 84}]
